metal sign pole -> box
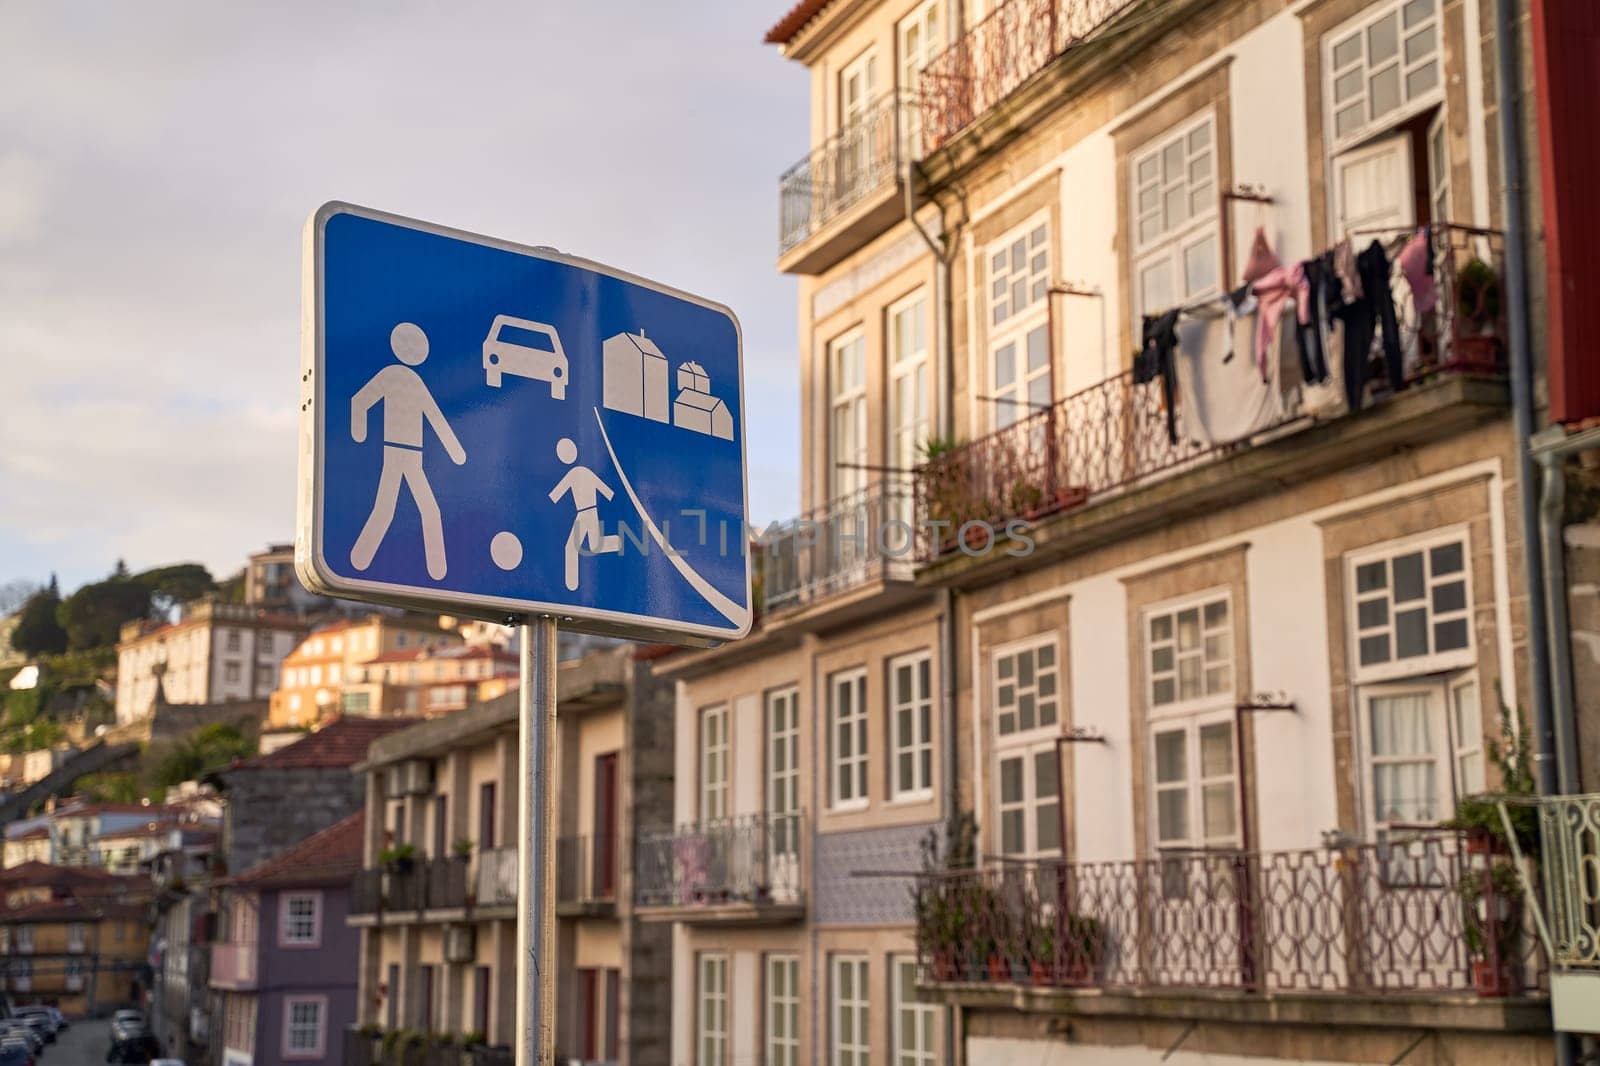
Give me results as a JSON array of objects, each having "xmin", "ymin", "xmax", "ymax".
[{"xmin": 518, "ymin": 617, "xmax": 558, "ymax": 1066}]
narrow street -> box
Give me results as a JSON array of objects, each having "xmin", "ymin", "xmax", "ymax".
[{"xmin": 45, "ymin": 1019, "xmax": 113, "ymax": 1066}]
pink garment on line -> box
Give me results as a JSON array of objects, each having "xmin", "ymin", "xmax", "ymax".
[
  {"xmin": 1251, "ymin": 263, "xmax": 1305, "ymax": 383},
  {"xmin": 1398, "ymin": 229, "xmax": 1437, "ymax": 314}
]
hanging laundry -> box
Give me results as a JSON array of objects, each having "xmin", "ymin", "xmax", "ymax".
[
  {"xmin": 1250, "ymin": 263, "xmax": 1304, "ymax": 384},
  {"xmin": 1136, "ymin": 309, "xmax": 1181, "ymax": 445},
  {"xmin": 1294, "ymin": 257, "xmax": 1332, "ymax": 385},
  {"xmin": 1299, "ymin": 250, "xmax": 1349, "ymax": 417},
  {"xmin": 1174, "ymin": 289, "xmax": 1287, "ymax": 448},
  {"xmin": 1398, "ymin": 227, "xmax": 1437, "ymax": 314},
  {"xmin": 1333, "ymin": 239, "xmax": 1405, "ymax": 411},
  {"xmin": 1241, "ymin": 226, "xmax": 1281, "ymax": 285},
  {"xmin": 1334, "ymin": 237, "xmax": 1362, "ymax": 305}
]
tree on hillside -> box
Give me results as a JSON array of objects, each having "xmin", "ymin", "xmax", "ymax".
[
  {"xmin": 11, "ymin": 578, "xmax": 67, "ymax": 657},
  {"xmin": 152, "ymin": 721, "xmax": 255, "ymax": 788},
  {"xmin": 135, "ymin": 563, "xmax": 215, "ymax": 618},
  {"xmin": 57, "ymin": 575, "xmax": 151, "ymax": 651}
]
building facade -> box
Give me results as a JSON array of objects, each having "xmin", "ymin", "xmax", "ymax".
[
  {"xmin": 343, "ymin": 643, "xmax": 519, "ymax": 722},
  {"xmin": 0, "ymin": 862, "xmax": 150, "ymax": 1016},
  {"xmin": 657, "ymin": 0, "xmax": 1560, "ymax": 1062},
  {"xmin": 117, "ymin": 600, "xmax": 307, "ymax": 726},
  {"xmin": 345, "ymin": 645, "xmax": 672, "ymax": 1066},
  {"xmin": 267, "ymin": 614, "xmax": 461, "ymax": 729},
  {"xmin": 211, "ymin": 812, "xmax": 365, "ymax": 1066}
]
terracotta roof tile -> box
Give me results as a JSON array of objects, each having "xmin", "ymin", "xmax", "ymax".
[
  {"xmin": 0, "ymin": 897, "xmax": 145, "ymax": 923},
  {"xmin": 765, "ymin": 0, "xmax": 836, "ymax": 45},
  {"xmin": 228, "ymin": 715, "xmax": 417, "ymax": 771},
  {"xmin": 230, "ymin": 811, "xmax": 364, "ymax": 888},
  {"xmin": 0, "ymin": 861, "xmax": 123, "ymax": 885}
]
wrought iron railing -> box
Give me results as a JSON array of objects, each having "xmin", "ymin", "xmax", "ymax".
[
  {"xmin": 779, "ymin": 92, "xmax": 906, "ymax": 254},
  {"xmin": 915, "ymin": 834, "xmax": 1546, "ymax": 996},
  {"xmin": 917, "ymin": 0, "xmax": 1137, "ymax": 156},
  {"xmin": 557, "ymin": 833, "xmax": 618, "ymax": 905},
  {"xmin": 344, "ymin": 1030, "xmax": 509, "ymax": 1066},
  {"xmin": 916, "ymin": 224, "xmax": 1507, "ymax": 561},
  {"xmin": 351, "ymin": 868, "xmax": 383, "ymax": 915},
  {"xmin": 636, "ymin": 811, "xmax": 804, "ymax": 909},
  {"xmin": 477, "ymin": 846, "xmax": 518, "ymax": 908},
  {"xmin": 1539, "ymin": 793, "xmax": 1600, "ymax": 970},
  {"xmin": 349, "ymin": 857, "xmax": 468, "ymax": 914},
  {"xmin": 425, "ymin": 857, "xmax": 469, "ymax": 909},
  {"xmin": 761, "ymin": 478, "xmax": 917, "ymax": 612}
]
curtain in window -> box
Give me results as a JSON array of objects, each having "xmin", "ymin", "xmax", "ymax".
[{"xmin": 1370, "ymin": 693, "xmax": 1437, "ymax": 822}]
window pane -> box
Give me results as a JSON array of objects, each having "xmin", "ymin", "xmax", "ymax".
[
  {"xmin": 1030, "ymin": 224, "xmax": 1047, "ymax": 248},
  {"xmin": 998, "ymin": 655, "xmax": 1014, "ymax": 679},
  {"xmin": 1151, "ymin": 646, "xmax": 1174, "ymax": 672},
  {"xmin": 1395, "ymin": 608, "xmax": 1429, "ymax": 658},
  {"xmin": 1393, "ymin": 553, "xmax": 1425, "ymax": 602},
  {"xmin": 1357, "ymin": 598, "xmax": 1389, "ymax": 628},
  {"xmin": 1199, "ymin": 722, "xmax": 1233, "ymax": 776},
  {"xmin": 1434, "ymin": 617, "xmax": 1470, "ymax": 651},
  {"xmin": 1371, "ymin": 693, "xmax": 1434, "ymax": 756},
  {"xmin": 1178, "ymin": 657, "xmax": 1202, "ymax": 700},
  {"xmin": 1336, "ymin": 103, "xmax": 1364, "ymax": 138},
  {"xmin": 1334, "ymin": 68, "xmax": 1363, "ymax": 103},
  {"xmin": 1027, "ymin": 325, "xmax": 1049, "ymax": 371},
  {"xmin": 1002, "ymin": 809, "xmax": 1025, "ymax": 854},
  {"xmin": 1203, "ymin": 600, "xmax": 1228, "ymax": 629},
  {"xmin": 1188, "ymin": 123, "xmax": 1210, "ymax": 152},
  {"xmin": 1369, "ymin": 64, "xmax": 1401, "ymax": 116},
  {"xmin": 1406, "ymin": 61, "xmax": 1438, "ymax": 98},
  {"xmin": 1012, "ymin": 240, "xmax": 1025, "ymax": 272},
  {"xmin": 1403, "ymin": 0, "xmax": 1434, "ymax": 27},
  {"xmin": 1184, "ymin": 235, "xmax": 1218, "ymax": 297},
  {"xmin": 1037, "ymin": 642, "xmax": 1054, "ymax": 668},
  {"xmin": 1155, "ymin": 731, "xmax": 1186, "ymax": 784},
  {"xmin": 1036, "ymin": 801, "xmax": 1062, "ymax": 853},
  {"xmin": 1157, "ymin": 789, "xmax": 1189, "ymax": 842},
  {"xmin": 1039, "ymin": 699, "xmax": 1057, "ymax": 727},
  {"xmin": 1153, "ymin": 678, "xmax": 1176, "ymax": 705},
  {"xmin": 1432, "ymin": 580, "xmax": 1466, "ymax": 613},
  {"xmin": 1404, "ymin": 24, "xmax": 1436, "ymax": 63},
  {"xmin": 1202, "ymin": 783, "xmax": 1236, "ymax": 839},
  {"xmin": 1368, "ymin": 14, "xmax": 1399, "ymax": 63},
  {"xmin": 1137, "ymin": 155, "xmax": 1159, "ymax": 184},
  {"xmin": 1163, "ymin": 184, "xmax": 1188, "ymax": 229},
  {"xmin": 1359, "ymin": 634, "xmax": 1391, "ymax": 665},
  {"xmin": 1430, "ymin": 541, "xmax": 1463, "ymax": 575},
  {"xmin": 1177, "ymin": 609, "xmax": 1200, "ymax": 650},
  {"xmin": 1035, "ymin": 749, "xmax": 1059, "ymax": 798},
  {"xmin": 994, "ymin": 342, "xmax": 1016, "ymax": 387},
  {"xmin": 1000, "ymin": 757, "xmax": 1023, "ymax": 802},
  {"xmin": 1162, "ymin": 141, "xmax": 1184, "ymax": 182},
  {"xmin": 1332, "ymin": 33, "xmax": 1362, "ymax": 69},
  {"xmin": 1453, "ymin": 682, "xmax": 1481, "ymax": 750},
  {"xmin": 1151, "ymin": 615, "xmax": 1173, "ymax": 642},
  {"xmin": 1374, "ymin": 760, "xmax": 1437, "ymax": 822}
]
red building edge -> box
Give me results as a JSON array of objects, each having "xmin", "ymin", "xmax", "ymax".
[{"xmin": 1531, "ymin": 0, "xmax": 1600, "ymax": 425}]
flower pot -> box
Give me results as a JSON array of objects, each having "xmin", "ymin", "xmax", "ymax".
[
  {"xmin": 1465, "ymin": 831, "xmax": 1505, "ymax": 856},
  {"xmin": 1471, "ymin": 958, "xmax": 1522, "ymax": 997},
  {"xmin": 931, "ymin": 952, "xmax": 958, "ymax": 982},
  {"xmin": 1453, "ymin": 332, "xmax": 1502, "ymax": 372},
  {"xmin": 986, "ymin": 954, "xmax": 1009, "ymax": 981},
  {"xmin": 1029, "ymin": 960, "xmax": 1052, "ymax": 986}
]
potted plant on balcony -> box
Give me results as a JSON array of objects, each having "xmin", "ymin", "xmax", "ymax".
[
  {"xmin": 379, "ymin": 842, "xmax": 417, "ymax": 874},
  {"xmin": 913, "ymin": 811, "xmax": 978, "ymax": 981},
  {"xmin": 1057, "ymin": 912, "xmax": 1106, "ymax": 986},
  {"xmin": 1459, "ymin": 859, "xmax": 1524, "ymax": 996},
  {"xmin": 1452, "ymin": 256, "xmax": 1502, "ymax": 370}
]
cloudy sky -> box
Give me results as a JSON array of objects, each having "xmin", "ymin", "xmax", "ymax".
[{"xmin": 0, "ymin": 1, "xmax": 806, "ymax": 593}]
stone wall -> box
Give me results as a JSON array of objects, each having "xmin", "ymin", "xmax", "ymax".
[
  {"xmin": 623, "ymin": 656, "xmax": 674, "ymax": 1066},
  {"xmin": 219, "ymin": 765, "xmax": 362, "ymax": 876}
]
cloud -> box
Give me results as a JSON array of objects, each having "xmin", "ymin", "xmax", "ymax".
[{"xmin": 0, "ymin": 0, "xmax": 807, "ymax": 591}]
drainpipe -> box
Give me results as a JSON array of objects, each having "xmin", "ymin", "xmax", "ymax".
[
  {"xmin": 1495, "ymin": 2, "xmax": 1578, "ymax": 1063},
  {"xmin": 1492, "ymin": 0, "xmax": 1556, "ymax": 794},
  {"xmin": 905, "ymin": 114, "xmax": 963, "ymax": 1066}
]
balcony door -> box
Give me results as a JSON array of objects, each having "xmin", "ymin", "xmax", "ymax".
[
  {"xmin": 593, "ymin": 751, "xmax": 618, "ymax": 899},
  {"xmin": 898, "ymin": 0, "xmax": 942, "ymax": 158},
  {"xmin": 828, "ymin": 331, "xmax": 870, "ymax": 580},
  {"xmin": 838, "ymin": 50, "xmax": 880, "ymax": 203},
  {"xmin": 766, "ymin": 687, "xmax": 801, "ymax": 903}
]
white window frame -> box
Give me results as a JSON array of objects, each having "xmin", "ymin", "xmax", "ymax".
[
  {"xmin": 831, "ymin": 954, "xmax": 870, "ymax": 1066},
  {"xmin": 839, "ymin": 49, "xmax": 879, "ymax": 133},
  {"xmin": 887, "ymin": 289, "xmax": 931, "ymax": 474},
  {"xmin": 765, "ymin": 953, "xmax": 800, "ymax": 1066},
  {"xmin": 1427, "ymin": 109, "xmax": 1451, "ymax": 223},
  {"xmin": 700, "ymin": 705, "xmax": 730, "ymax": 823},
  {"xmin": 994, "ymin": 741, "xmax": 1063, "ymax": 859},
  {"xmin": 1150, "ymin": 713, "xmax": 1241, "ymax": 852},
  {"xmin": 829, "ymin": 329, "xmax": 869, "ymax": 501},
  {"xmin": 1324, "ymin": 0, "xmax": 1445, "ymax": 152},
  {"xmin": 279, "ymin": 891, "xmax": 322, "ymax": 948},
  {"xmin": 15, "ymin": 926, "xmax": 33, "ymax": 954},
  {"xmin": 697, "ymin": 953, "xmax": 728, "ymax": 1066},
  {"xmin": 892, "ymin": 954, "xmax": 937, "ymax": 1066},
  {"xmin": 985, "ymin": 214, "xmax": 1052, "ymax": 431},
  {"xmin": 1346, "ymin": 528, "xmax": 1475, "ymax": 685},
  {"xmin": 897, "ymin": 0, "xmax": 943, "ymax": 157},
  {"xmin": 1357, "ymin": 672, "xmax": 1482, "ymax": 838},
  {"xmin": 991, "ymin": 634, "xmax": 1061, "ymax": 741},
  {"xmin": 1130, "ymin": 111, "xmax": 1220, "ymax": 325},
  {"xmin": 830, "ymin": 668, "xmax": 870, "ymax": 810},
  {"xmin": 889, "ymin": 650, "xmax": 934, "ymax": 802},
  {"xmin": 1146, "ymin": 592, "xmax": 1234, "ymax": 714},
  {"xmin": 766, "ymin": 687, "xmax": 800, "ymax": 853},
  {"xmin": 1143, "ymin": 590, "xmax": 1239, "ymax": 853},
  {"xmin": 281, "ymin": 994, "xmax": 326, "ymax": 1059},
  {"xmin": 67, "ymin": 922, "xmax": 86, "ymax": 952}
]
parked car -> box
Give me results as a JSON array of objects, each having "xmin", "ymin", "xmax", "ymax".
[
  {"xmin": 0, "ymin": 1024, "xmax": 41, "ymax": 1054},
  {"xmin": 105, "ymin": 1033, "xmax": 159, "ymax": 1065},
  {"xmin": 10, "ymin": 1010, "xmax": 56, "ymax": 1037},
  {"xmin": 0, "ymin": 1040, "xmax": 32, "ymax": 1066},
  {"xmin": 15, "ymin": 1019, "xmax": 48, "ymax": 1046}
]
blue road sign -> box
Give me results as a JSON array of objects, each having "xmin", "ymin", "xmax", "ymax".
[{"xmin": 297, "ymin": 203, "xmax": 750, "ymax": 645}]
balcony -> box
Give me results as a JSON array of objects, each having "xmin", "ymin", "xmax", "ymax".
[
  {"xmin": 760, "ymin": 478, "xmax": 917, "ymax": 619},
  {"xmin": 635, "ymin": 812, "xmax": 804, "ymax": 925},
  {"xmin": 348, "ymin": 857, "xmax": 469, "ymax": 921},
  {"xmin": 208, "ymin": 941, "xmax": 257, "ymax": 991},
  {"xmin": 556, "ymin": 834, "xmax": 618, "ymax": 918},
  {"xmin": 777, "ymin": 92, "xmax": 907, "ymax": 275},
  {"xmin": 916, "ymin": 0, "xmax": 1137, "ymax": 166},
  {"xmin": 915, "ymin": 834, "xmax": 1548, "ymax": 1028},
  {"xmin": 344, "ymin": 1029, "xmax": 514, "ymax": 1066},
  {"xmin": 916, "ymin": 224, "xmax": 1508, "ymax": 579},
  {"xmin": 1536, "ymin": 793, "xmax": 1600, "ymax": 1029},
  {"xmin": 476, "ymin": 846, "xmax": 518, "ymax": 910}
]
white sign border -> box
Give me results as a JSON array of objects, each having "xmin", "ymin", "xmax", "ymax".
[{"xmin": 296, "ymin": 200, "xmax": 752, "ymax": 647}]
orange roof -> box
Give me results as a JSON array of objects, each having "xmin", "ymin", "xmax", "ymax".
[
  {"xmin": 7, "ymin": 827, "xmax": 48, "ymax": 841},
  {"xmin": 230, "ymin": 811, "xmax": 364, "ymax": 889},
  {"xmin": 0, "ymin": 897, "xmax": 145, "ymax": 923},
  {"xmin": 0, "ymin": 861, "xmax": 122, "ymax": 885},
  {"xmin": 226, "ymin": 715, "xmax": 417, "ymax": 771},
  {"xmin": 765, "ymin": 0, "xmax": 836, "ymax": 44}
]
